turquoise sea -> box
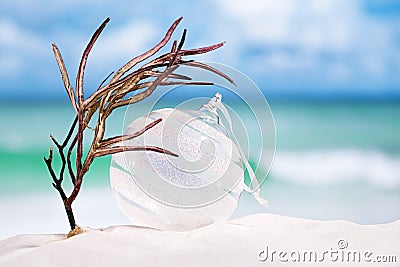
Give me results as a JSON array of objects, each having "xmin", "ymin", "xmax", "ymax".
[{"xmin": 0, "ymin": 101, "xmax": 399, "ymax": 239}]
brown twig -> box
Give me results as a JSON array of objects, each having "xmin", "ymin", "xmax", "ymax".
[
  {"xmin": 94, "ymin": 146, "xmax": 178, "ymax": 158},
  {"xmin": 45, "ymin": 16, "xmax": 234, "ymax": 233},
  {"xmin": 44, "ymin": 116, "xmax": 78, "ymax": 230},
  {"xmin": 101, "ymin": 118, "xmax": 162, "ymax": 147},
  {"xmin": 76, "ymin": 18, "xmax": 111, "ymax": 106},
  {"xmin": 52, "ymin": 44, "xmax": 78, "ymax": 113}
]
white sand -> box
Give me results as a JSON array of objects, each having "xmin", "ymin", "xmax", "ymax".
[{"xmin": 0, "ymin": 213, "xmax": 399, "ymax": 267}]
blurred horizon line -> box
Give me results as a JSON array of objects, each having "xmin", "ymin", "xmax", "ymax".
[{"xmin": 1, "ymin": 91, "xmax": 399, "ymax": 104}]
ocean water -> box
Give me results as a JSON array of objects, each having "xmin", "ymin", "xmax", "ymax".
[{"xmin": 0, "ymin": 101, "xmax": 399, "ymax": 239}]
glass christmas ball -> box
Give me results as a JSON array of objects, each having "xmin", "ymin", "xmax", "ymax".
[{"xmin": 110, "ymin": 94, "xmax": 244, "ymax": 230}]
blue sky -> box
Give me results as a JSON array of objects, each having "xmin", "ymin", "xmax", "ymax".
[{"xmin": 0, "ymin": 0, "xmax": 399, "ymax": 101}]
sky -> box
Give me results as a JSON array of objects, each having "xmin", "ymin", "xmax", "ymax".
[{"xmin": 0, "ymin": 0, "xmax": 399, "ymax": 101}]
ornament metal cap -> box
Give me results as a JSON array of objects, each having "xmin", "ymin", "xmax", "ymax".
[{"xmin": 198, "ymin": 92, "xmax": 222, "ymax": 123}]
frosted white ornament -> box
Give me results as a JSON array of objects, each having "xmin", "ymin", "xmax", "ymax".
[{"xmin": 110, "ymin": 93, "xmax": 246, "ymax": 231}]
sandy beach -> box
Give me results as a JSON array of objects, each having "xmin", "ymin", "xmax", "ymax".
[
  {"xmin": 0, "ymin": 213, "xmax": 399, "ymax": 267},
  {"xmin": 1, "ymin": 1, "xmax": 399, "ymax": 266}
]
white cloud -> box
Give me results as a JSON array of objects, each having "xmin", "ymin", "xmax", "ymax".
[
  {"xmin": 0, "ymin": 19, "xmax": 47, "ymax": 53},
  {"xmin": 0, "ymin": 19, "xmax": 47, "ymax": 78},
  {"xmin": 0, "ymin": 0, "xmax": 398, "ymax": 95},
  {"xmin": 214, "ymin": 0, "xmax": 358, "ymax": 51},
  {"xmin": 212, "ymin": 0, "xmax": 400, "ymax": 89}
]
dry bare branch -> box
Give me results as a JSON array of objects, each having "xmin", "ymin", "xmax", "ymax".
[
  {"xmin": 101, "ymin": 118, "xmax": 162, "ymax": 147},
  {"xmin": 183, "ymin": 61, "xmax": 236, "ymax": 85},
  {"xmin": 94, "ymin": 146, "xmax": 178, "ymax": 158},
  {"xmin": 52, "ymin": 44, "xmax": 78, "ymax": 112},
  {"xmin": 76, "ymin": 17, "xmax": 110, "ymax": 106},
  {"xmin": 45, "ymin": 17, "xmax": 234, "ymax": 234}
]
